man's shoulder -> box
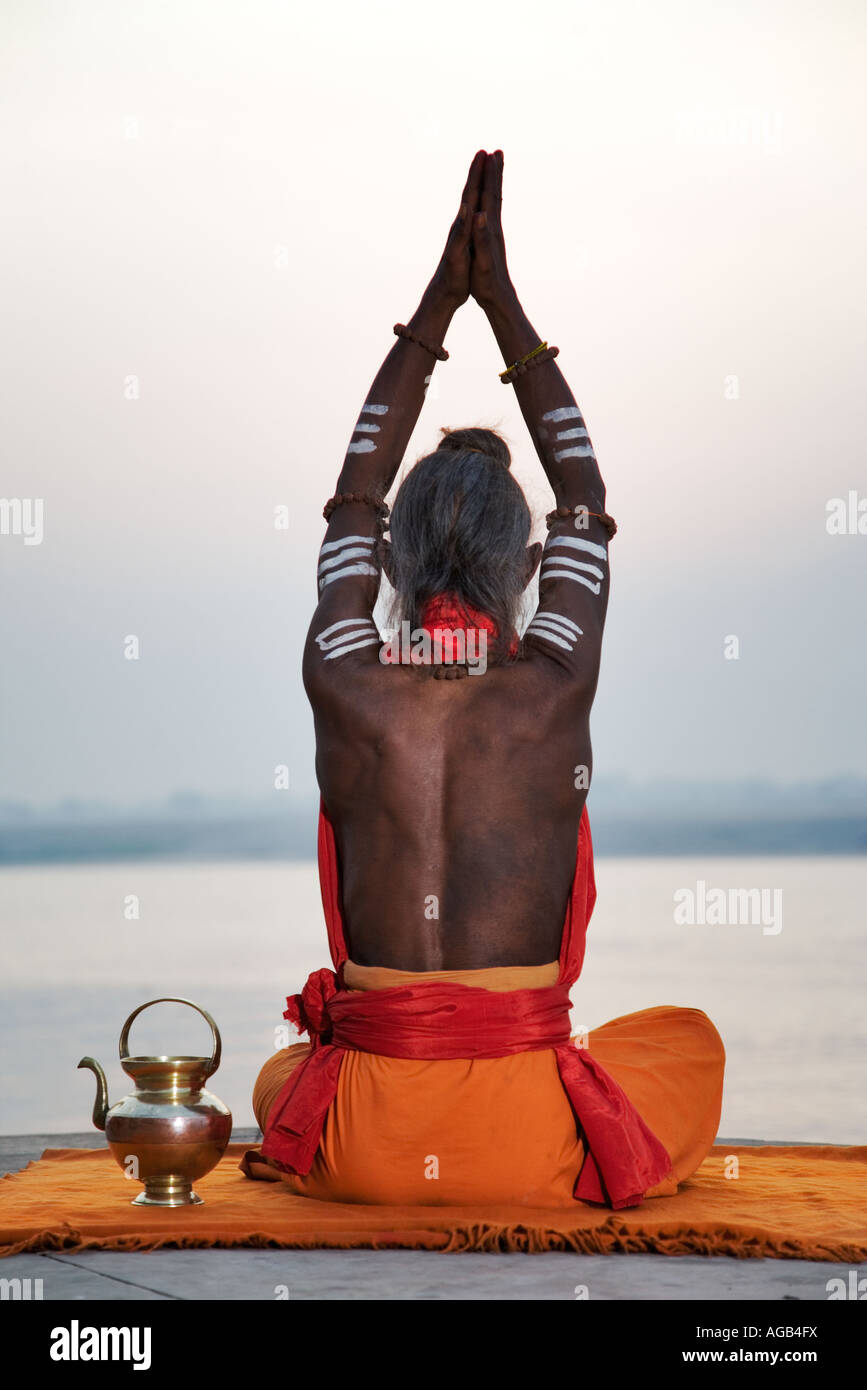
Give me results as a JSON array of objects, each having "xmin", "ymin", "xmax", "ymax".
[{"xmin": 308, "ymin": 649, "xmax": 592, "ymax": 708}]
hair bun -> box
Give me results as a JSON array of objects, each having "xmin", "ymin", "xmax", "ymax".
[{"xmin": 438, "ymin": 426, "xmax": 511, "ymax": 469}]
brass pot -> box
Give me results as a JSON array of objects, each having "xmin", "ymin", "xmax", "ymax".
[{"xmin": 78, "ymin": 997, "xmax": 232, "ymax": 1207}]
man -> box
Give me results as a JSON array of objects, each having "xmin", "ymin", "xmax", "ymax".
[{"xmin": 243, "ymin": 151, "xmax": 724, "ymax": 1208}]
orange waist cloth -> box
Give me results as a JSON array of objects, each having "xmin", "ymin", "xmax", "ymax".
[
  {"xmin": 248, "ymin": 996, "xmax": 725, "ymax": 1208},
  {"xmin": 342, "ymin": 958, "xmax": 561, "ymax": 992},
  {"xmin": 251, "ymin": 958, "xmax": 588, "ymax": 1207}
]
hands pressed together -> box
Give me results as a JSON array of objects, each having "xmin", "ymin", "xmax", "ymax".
[{"xmin": 431, "ymin": 149, "xmax": 515, "ymax": 315}]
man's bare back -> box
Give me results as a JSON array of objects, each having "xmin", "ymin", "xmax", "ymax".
[{"xmin": 310, "ymin": 659, "xmax": 594, "ymax": 970}]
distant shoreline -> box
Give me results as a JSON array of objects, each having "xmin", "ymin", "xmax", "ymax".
[{"xmin": 0, "ymin": 812, "xmax": 865, "ymax": 863}]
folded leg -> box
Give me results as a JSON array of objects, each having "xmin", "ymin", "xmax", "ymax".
[
  {"xmin": 586, "ymin": 1006, "xmax": 725, "ymax": 1197},
  {"xmin": 244, "ymin": 1043, "xmax": 313, "ymax": 1184}
]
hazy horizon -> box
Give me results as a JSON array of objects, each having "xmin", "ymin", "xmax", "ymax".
[{"xmin": 1, "ymin": 0, "xmax": 865, "ymax": 809}]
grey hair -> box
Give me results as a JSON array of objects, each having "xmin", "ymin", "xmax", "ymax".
[{"xmin": 386, "ymin": 426, "xmax": 531, "ymax": 662}]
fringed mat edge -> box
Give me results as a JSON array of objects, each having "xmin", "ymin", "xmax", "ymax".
[{"xmin": 3, "ymin": 1220, "xmax": 866, "ymax": 1261}]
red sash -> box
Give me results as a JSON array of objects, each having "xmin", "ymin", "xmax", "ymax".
[{"xmin": 260, "ymin": 801, "xmax": 673, "ymax": 1210}]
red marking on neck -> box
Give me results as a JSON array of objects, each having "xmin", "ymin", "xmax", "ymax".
[{"xmin": 419, "ymin": 593, "xmax": 518, "ymax": 660}]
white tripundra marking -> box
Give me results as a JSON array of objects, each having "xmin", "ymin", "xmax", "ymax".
[
  {"xmin": 529, "ymin": 610, "xmax": 582, "ymax": 637},
  {"xmin": 318, "ymin": 562, "xmax": 380, "ymax": 589},
  {"xmin": 360, "ymin": 403, "xmax": 388, "ymax": 415},
  {"xmin": 542, "ymin": 555, "xmax": 604, "ymax": 581},
  {"xmin": 542, "ymin": 535, "xmax": 608, "ymax": 593},
  {"xmin": 316, "ymin": 617, "xmax": 377, "ymax": 647},
  {"xmin": 526, "ymin": 625, "xmax": 572, "ymax": 652},
  {"xmin": 315, "ymin": 617, "xmax": 380, "ymax": 661},
  {"xmin": 323, "ymin": 633, "xmax": 380, "ymax": 658},
  {"xmin": 555, "ymin": 427, "xmax": 589, "ymax": 441},
  {"xmin": 542, "ymin": 406, "xmax": 583, "ymax": 423},
  {"xmin": 528, "ymin": 616, "xmax": 583, "ymax": 645},
  {"xmin": 319, "ymin": 535, "xmax": 376, "ymax": 556},
  {"xmin": 554, "ymin": 445, "xmax": 596, "ymax": 461},
  {"xmin": 317, "ymin": 535, "xmax": 376, "ymax": 577},
  {"xmin": 346, "ymin": 439, "xmax": 376, "ymax": 453},
  {"xmin": 525, "ymin": 609, "xmax": 582, "ymax": 652},
  {"xmin": 318, "ymin": 546, "xmax": 378, "ymax": 575},
  {"xmin": 546, "ymin": 535, "xmax": 608, "ymax": 561},
  {"xmin": 540, "ymin": 563, "xmax": 601, "ymax": 594},
  {"xmin": 353, "ymin": 422, "xmax": 381, "ymax": 433},
  {"xmin": 530, "ymin": 606, "xmax": 578, "ymax": 633}
]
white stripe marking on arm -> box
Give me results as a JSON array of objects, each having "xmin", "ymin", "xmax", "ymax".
[
  {"xmin": 541, "ymin": 555, "xmax": 604, "ymax": 579},
  {"xmin": 318, "ymin": 547, "xmax": 379, "ymax": 575},
  {"xmin": 542, "ymin": 407, "xmax": 583, "ymax": 422},
  {"xmin": 323, "ymin": 635, "xmax": 381, "ymax": 660},
  {"xmin": 540, "ymin": 566, "xmax": 602, "ymax": 594},
  {"xmin": 526, "ymin": 624, "xmax": 575, "ymax": 652},
  {"xmin": 318, "ymin": 562, "xmax": 380, "ymax": 588},
  {"xmin": 319, "ymin": 535, "xmax": 376, "ymax": 556},
  {"xmin": 546, "ymin": 535, "xmax": 608, "ymax": 561},
  {"xmin": 554, "ymin": 445, "xmax": 597, "ymax": 461},
  {"xmin": 528, "ymin": 613, "xmax": 584, "ymax": 637},
  {"xmin": 316, "ymin": 618, "xmax": 377, "ymax": 649}
]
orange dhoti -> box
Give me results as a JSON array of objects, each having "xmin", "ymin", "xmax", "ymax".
[
  {"xmin": 241, "ymin": 804, "xmax": 725, "ymax": 1208},
  {"xmin": 244, "ymin": 960, "xmax": 724, "ymax": 1206}
]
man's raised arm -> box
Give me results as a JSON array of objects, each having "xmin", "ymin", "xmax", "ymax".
[
  {"xmin": 303, "ymin": 153, "xmax": 485, "ymax": 682},
  {"xmin": 469, "ymin": 151, "xmax": 607, "ymax": 519},
  {"xmin": 331, "ymin": 294, "xmax": 453, "ymax": 513},
  {"xmin": 469, "ymin": 151, "xmax": 612, "ymax": 689}
]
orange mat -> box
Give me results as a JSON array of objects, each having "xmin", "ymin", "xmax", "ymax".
[{"xmin": 1, "ymin": 1143, "xmax": 866, "ymax": 1260}]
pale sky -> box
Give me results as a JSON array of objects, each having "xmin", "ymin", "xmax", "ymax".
[{"xmin": 1, "ymin": 0, "xmax": 865, "ymax": 807}]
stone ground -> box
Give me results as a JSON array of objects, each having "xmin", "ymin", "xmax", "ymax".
[{"xmin": 1, "ymin": 1133, "xmax": 863, "ymax": 1301}]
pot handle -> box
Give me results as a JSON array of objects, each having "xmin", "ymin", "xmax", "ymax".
[{"xmin": 118, "ymin": 997, "xmax": 222, "ymax": 1076}]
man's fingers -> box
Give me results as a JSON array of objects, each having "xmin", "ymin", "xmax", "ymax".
[
  {"xmin": 461, "ymin": 149, "xmax": 486, "ymax": 210},
  {"xmin": 446, "ymin": 152, "xmax": 486, "ymax": 255},
  {"xmin": 453, "ymin": 151, "xmax": 484, "ymax": 242},
  {"xmin": 479, "ymin": 154, "xmax": 492, "ymax": 218},
  {"xmin": 444, "ymin": 150, "xmax": 499, "ymax": 262},
  {"xmin": 480, "ymin": 150, "xmax": 504, "ymax": 226},
  {"xmin": 489, "ymin": 149, "xmax": 503, "ymax": 224}
]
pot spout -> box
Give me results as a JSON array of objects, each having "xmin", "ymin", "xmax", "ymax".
[{"xmin": 77, "ymin": 1056, "xmax": 109, "ymax": 1130}]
